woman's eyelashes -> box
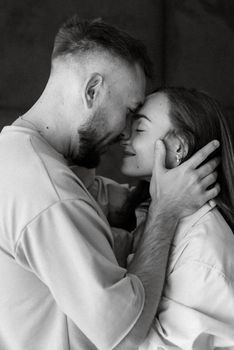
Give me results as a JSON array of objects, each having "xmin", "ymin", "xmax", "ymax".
[
  {"xmin": 135, "ymin": 122, "xmax": 145, "ymax": 132},
  {"xmin": 132, "ymin": 118, "xmax": 147, "ymax": 133}
]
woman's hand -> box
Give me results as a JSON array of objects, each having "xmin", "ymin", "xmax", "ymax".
[{"xmin": 150, "ymin": 139, "xmax": 220, "ymax": 218}]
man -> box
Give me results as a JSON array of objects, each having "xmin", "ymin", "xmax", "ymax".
[{"xmin": 0, "ymin": 15, "xmax": 219, "ymax": 350}]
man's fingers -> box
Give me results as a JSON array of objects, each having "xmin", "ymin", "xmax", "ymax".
[
  {"xmin": 197, "ymin": 157, "xmax": 220, "ymax": 180},
  {"xmin": 186, "ymin": 140, "xmax": 220, "ymax": 169},
  {"xmin": 200, "ymin": 171, "xmax": 218, "ymax": 190},
  {"xmin": 154, "ymin": 139, "xmax": 166, "ymax": 172},
  {"xmin": 205, "ymin": 183, "xmax": 221, "ymax": 202}
]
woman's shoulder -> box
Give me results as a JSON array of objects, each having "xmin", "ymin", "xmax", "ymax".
[
  {"xmin": 190, "ymin": 206, "xmax": 233, "ymax": 248},
  {"xmin": 169, "ymin": 205, "xmax": 234, "ymax": 281}
]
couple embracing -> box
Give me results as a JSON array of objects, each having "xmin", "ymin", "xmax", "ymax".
[{"xmin": 0, "ymin": 14, "xmax": 234, "ymax": 350}]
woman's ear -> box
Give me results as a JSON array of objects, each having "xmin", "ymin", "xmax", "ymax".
[
  {"xmin": 163, "ymin": 131, "xmax": 189, "ymax": 168},
  {"xmin": 83, "ymin": 73, "xmax": 104, "ymax": 109}
]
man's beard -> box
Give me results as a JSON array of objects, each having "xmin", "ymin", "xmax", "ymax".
[
  {"xmin": 74, "ymin": 126, "xmax": 102, "ymax": 169},
  {"xmin": 72, "ymin": 109, "xmax": 120, "ymax": 168}
]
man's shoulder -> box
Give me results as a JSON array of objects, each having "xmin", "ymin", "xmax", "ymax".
[
  {"xmin": 2, "ymin": 127, "xmax": 92, "ymax": 202},
  {"xmin": 0, "ymin": 128, "xmax": 102, "ymax": 248}
]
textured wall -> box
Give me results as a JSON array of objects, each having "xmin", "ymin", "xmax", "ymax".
[
  {"xmin": 1, "ymin": 0, "xmax": 234, "ymax": 182},
  {"xmin": 165, "ymin": 0, "xmax": 234, "ymax": 114},
  {"xmin": 0, "ymin": 0, "xmax": 162, "ymax": 122}
]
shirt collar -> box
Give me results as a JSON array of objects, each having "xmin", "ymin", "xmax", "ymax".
[
  {"xmin": 1, "ymin": 125, "xmax": 65, "ymax": 160},
  {"xmin": 173, "ymin": 202, "xmax": 216, "ymax": 245},
  {"xmin": 2, "ymin": 125, "xmax": 44, "ymax": 138}
]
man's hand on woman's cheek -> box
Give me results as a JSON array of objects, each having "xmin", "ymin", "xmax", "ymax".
[{"xmin": 149, "ymin": 139, "xmax": 220, "ymax": 219}]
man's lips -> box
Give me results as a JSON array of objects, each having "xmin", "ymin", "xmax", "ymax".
[{"xmin": 123, "ymin": 150, "xmax": 136, "ymax": 156}]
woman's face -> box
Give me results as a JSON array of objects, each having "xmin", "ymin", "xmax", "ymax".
[{"xmin": 120, "ymin": 92, "xmax": 173, "ymax": 178}]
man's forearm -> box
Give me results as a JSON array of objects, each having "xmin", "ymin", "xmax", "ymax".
[{"xmin": 115, "ymin": 205, "xmax": 179, "ymax": 349}]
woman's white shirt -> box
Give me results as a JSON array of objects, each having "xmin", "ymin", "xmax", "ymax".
[
  {"xmin": 140, "ymin": 203, "xmax": 234, "ymax": 350},
  {"xmin": 76, "ymin": 173, "xmax": 234, "ymax": 350}
]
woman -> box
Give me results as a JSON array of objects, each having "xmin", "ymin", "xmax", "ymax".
[
  {"xmin": 75, "ymin": 87, "xmax": 234, "ymax": 349},
  {"xmin": 119, "ymin": 87, "xmax": 234, "ymax": 349}
]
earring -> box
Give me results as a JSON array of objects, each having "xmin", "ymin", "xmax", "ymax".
[{"xmin": 176, "ymin": 153, "xmax": 181, "ymax": 164}]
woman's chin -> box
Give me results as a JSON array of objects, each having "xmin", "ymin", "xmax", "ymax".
[
  {"xmin": 121, "ymin": 166, "xmax": 137, "ymax": 178},
  {"xmin": 120, "ymin": 166, "xmax": 151, "ymax": 180},
  {"xmin": 120, "ymin": 169, "xmax": 136, "ymax": 178}
]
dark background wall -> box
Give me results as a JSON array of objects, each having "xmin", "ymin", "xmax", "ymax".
[{"xmin": 1, "ymin": 0, "xmax": 234, "ymax": 183}]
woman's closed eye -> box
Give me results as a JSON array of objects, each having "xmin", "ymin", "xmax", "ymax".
[
  {"xmin": 135, "ymin": 123, "xmax": 146, "ymax": 132},
  {"xmin": 132, "ymin": 117, "xmax": 147, "ymax": 133}
]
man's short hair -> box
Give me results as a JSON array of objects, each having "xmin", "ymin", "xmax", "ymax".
[{"xmin": 52, "ymin": 14, "xmax": 153, "ymax": 78}]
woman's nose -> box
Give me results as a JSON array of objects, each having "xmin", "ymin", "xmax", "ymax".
[
  {"xmin": 120, "ymin": 127, "xmax": 130, "ymax": 141},
  {"xmin": 120, "ymin": 116, "xmax": 132, "ymax": 141}
]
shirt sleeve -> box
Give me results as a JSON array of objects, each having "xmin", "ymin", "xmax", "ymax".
[
  {"xmin": 142, "ymin": 261, "xmax": 234, "ymax": 350},
  {"xmin": 87, "ymin": 175, "xmax": 132, "ymax": 216},
  {"xmin": 70, "ymin": 165, "xmax": 132, "ymax": 218},
  {"xmin": 15, "ymin": 199, "xmax": 145, "ymax": 350}
]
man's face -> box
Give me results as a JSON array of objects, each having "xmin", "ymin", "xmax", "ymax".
[{"xmin": 74, "ymin": 63, "xmax": 146, "ymax": 168}]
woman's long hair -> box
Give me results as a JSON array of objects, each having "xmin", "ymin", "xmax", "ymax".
[
  {"xmin": 118, "ymin": 87, "xmax": 234, "ymax": 232},
  {"xmin": 163, "ymin": 87, "xmax": 234, "ymax": 232}
]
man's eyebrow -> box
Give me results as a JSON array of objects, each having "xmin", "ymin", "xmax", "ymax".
[{"xmin": 132, "ymin": 113, "xmax": 151, "ymax": 122}]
